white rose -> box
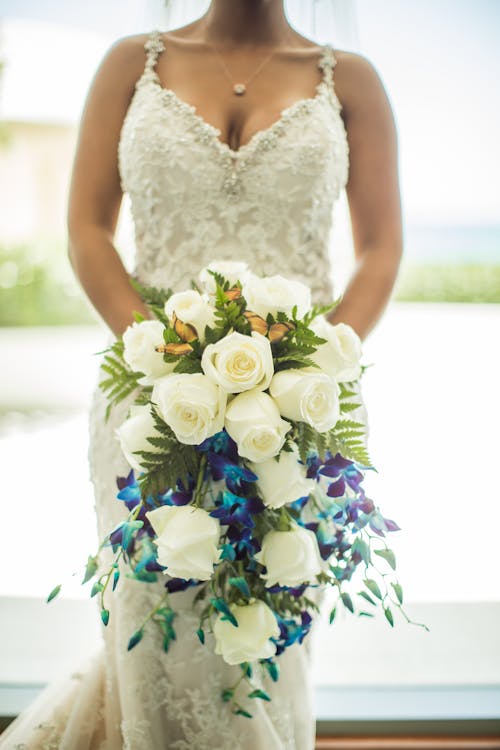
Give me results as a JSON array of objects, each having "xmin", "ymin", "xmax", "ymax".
[
  {"xmin": 269, "ymin": 369, "xmax": 340, "ymax": 433},
  {"xmin": 115, "ymin": 404, "xmax": 161, "ymax": 474},
  {"xmin": 122, "ymin": 320, "xmax": 175, "ymax": 385},
  {"xmin": 309, "ymin": 317, "xmax": 362, "ymax": 382},
  {"xmin": 213, "ymin": 599, "xmax": 280, "ymax": 665},
  {"xmin": 249, "ymin": 448, "xmax": 314, "ymax": 509},
  {"xmin": 164, "ymin": 290, "xmax": 216, "ymax": 343},
  {"xmin": 201, "ymin": 331, "xmax": 274, "ymax": 394},
  {"xmin": 152, "ymin": 373, "xmax": 227, "ymax": 445},
  {"xmin": 145, "ymin": 504, "xmax": 222, "ymax": 581},
  {"xmin": 254, "ymin": 525, "xmax": 323, "ymax": 587},
  {"xmin": 198, "ymin": 260, "xmax": 250, "ymax": 295},
  {"xmin": 224, "ymin": 389, "xmax": 291, "ymax": 463},
  {"xmin": 242, "ymin": 273, "xmax": 311, "ymax": 320}
]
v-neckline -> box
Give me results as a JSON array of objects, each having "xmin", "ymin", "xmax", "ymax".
[
  {"xmin": 147, "ymin": 76, "xmax": 332, "ymax": 158},
  {"xmin": 138, "ymin": 38, "xmax": 336, "ymax": 158}
]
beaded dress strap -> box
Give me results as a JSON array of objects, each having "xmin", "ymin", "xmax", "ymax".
[
  {"xmin": 143, "ymin": 29, "xmax": 166, "ymax": 81},
  {"xmin": 317, "ymin": 43, "xmax": 338, "ymax": 92}
]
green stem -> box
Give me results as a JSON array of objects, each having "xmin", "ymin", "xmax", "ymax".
[
  {"xmin": 138, "ymin": 591, "xmax": 170, "ymax": 632},
  {"xmin": 193, "ymin": 454, "xmax": 208, "ymax": 508},
  {"xmin": 99, "ymin": 499, "xmax": 145, "ymax": 612}
]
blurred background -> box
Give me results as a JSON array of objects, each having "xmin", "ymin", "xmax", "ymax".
[{"xmin": 0, "ymin": 0, "xmax": 499, "ymax": 740}]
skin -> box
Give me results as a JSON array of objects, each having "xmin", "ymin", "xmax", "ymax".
[{"xmin": 67, "ymin": 0, "xmax": 403, "ymax": 340}]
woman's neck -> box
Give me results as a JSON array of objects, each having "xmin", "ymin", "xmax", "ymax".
[{"xmin": 197, "ymin": 0, "xmax": 291, "ymax": 46}]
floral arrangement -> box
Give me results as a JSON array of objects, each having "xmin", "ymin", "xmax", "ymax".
[{"xmin": 48, "ymin": 261, "xmax": 427, "ymax": 718}]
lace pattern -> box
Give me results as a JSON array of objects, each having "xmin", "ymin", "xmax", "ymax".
[
  {"xmin": 119, "ymin": 29, "xmax": 349, "ymax": 306},
  {"xmin": 0, "ymin": 27, "xmax": 355, "ymax": 749}
]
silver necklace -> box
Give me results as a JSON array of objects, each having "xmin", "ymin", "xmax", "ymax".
[{"xmin": 205, "ymin": 33, "xmax": 289, "ymax": 96}]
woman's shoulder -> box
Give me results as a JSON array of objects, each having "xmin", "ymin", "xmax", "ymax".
[
  {"xmin": 329, "ymin": 49, "xmax": 389, "ymax": 116},
  {"xmin": 88, "ymin": 32, "xmax": 156, "ymax": 98}
]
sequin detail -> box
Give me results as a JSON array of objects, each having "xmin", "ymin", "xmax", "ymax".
[{"xmin": 118, "ymin": 29, "xmax": 349, "ymax": 307}]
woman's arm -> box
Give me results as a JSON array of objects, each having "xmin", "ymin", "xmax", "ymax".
[
  {"xmin": 327, "ymin": 52, "xmax": 403, "ymax": 341},
  {"xmin": 67, "ymin": 34, "xmax": 153, "ymax": 338}
]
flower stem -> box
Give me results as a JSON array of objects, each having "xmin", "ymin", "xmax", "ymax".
[
  {"xmin": 193, "ymin": 454, "xmax": 208, "ymax": 508},
  {"xmin": 138, "ymin": 591, "xmax": 170, "ymax": 632}
]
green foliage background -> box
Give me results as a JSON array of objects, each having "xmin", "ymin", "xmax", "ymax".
[{"xmin": 1, "ymin": 239, "xmax": 499, "ymax": 327}]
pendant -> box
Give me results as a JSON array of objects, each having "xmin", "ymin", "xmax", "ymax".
[{"xmin": 233, "ymin": 83, "xmax": 246, "ymax": 96}]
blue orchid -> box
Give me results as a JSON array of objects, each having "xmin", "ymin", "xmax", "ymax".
[
  {"xmin": 210, "ymin": 490, "xmax": 265, "ymax": 529},
  {"xmin": 266, "ymin": 583, "xmax": 308, "ymax": 597},
  {"xmin": 206, "ymin": 451, "xmax": 258, "ymax": 493},
  {"xmin": 272, "ymin": 611, "xmax": 313, "ymax": 655},
  {"xmin": 288, "ymin": 495, "xmax": 310, "ymax": 513},
  {"xmin": 157, "ymin": 477, "xmax": 194, "ymax": 507},
  {"xmin": 197, "ymin": 430, "xmax": 239, "ymax": 462},
  {"xmin": 165, "ymin": 577, "xmax": 201, "ymax": 593},
  {"xmin": 309, "ymin": 520, "xmax": 339, "ymax": 561},
  {"xmin": 134, "ymin": 537, "xmax": 161, "ymax": 573},
  {"xmin": 320, "ymin": 453, "xmax": 364, "ymax": 498},
  {"xmin": 116, "ymin": 470, "xmax": 145, "ymax": 511},
  {"xmin": 226, "ymin": 525, "xmax": 260, "ymax": 561},
  {"xmin": 108, "ymin": 519, "xmax": 144, "ymax": 554},
  {"xmin": 368, "ymin": 510, "xmax": 401, "ymax": 537}
]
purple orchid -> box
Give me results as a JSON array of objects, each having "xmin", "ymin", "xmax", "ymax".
[
  {"xmin": 210, "ymin": 490, "xmax": 265, "ymax": 529},
  {"xmin": 320, "ymin": 452, "xmax": 365, "ymax": 498}
]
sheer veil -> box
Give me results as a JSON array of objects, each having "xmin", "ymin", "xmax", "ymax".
[{"xmin": 161, "ymin": 0, "xmax": 360, "ymax": 50}]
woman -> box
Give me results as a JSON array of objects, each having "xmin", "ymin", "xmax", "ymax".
[{"xmin": 0, "ymin": 0, "xmax": 402, "ymax": 747}]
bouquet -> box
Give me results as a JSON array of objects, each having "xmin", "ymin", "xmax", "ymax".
[{"xmin": 48, "ymin": 260, "xmax": 427, "ymax": 718}]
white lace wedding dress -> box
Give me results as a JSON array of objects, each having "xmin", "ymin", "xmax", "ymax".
[{"xmin": 1, "ymin": 29, "xmax": 364, "ymax": 750}]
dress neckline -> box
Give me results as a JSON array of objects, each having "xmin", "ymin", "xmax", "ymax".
[
  {"xmin": 139, "ymin": 30, "xmax": 340, "ymax": 159},
  {"xmin": 147, "ymin": 78, "xmax": 334, "ymax": 158}
]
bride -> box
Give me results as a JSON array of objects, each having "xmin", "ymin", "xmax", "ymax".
[{"xmin": 1, "ymin": 1, "xmax": 402, "ymax": 748}]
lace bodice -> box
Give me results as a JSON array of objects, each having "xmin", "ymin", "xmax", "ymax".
[
  {"xmin": 118, "ymin": 29, "xmax": 349, "ymax": 304},
  {"xmin": 0, "ymin": 30, "xmax": 353, "ymax": 750}
]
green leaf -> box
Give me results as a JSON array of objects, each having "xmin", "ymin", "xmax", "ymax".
[
  {"xmin": 374, "ymin": 547, "xmax": 397, "ymax": 570},
  {"xmin": 263, "ymin": 659, "xmax": 279, "ymax": 681},
  {"xmin": 129, "ymin": 276, "xmax": 173, "ymax": 309},
  {"xmin": 136, "ymin": 413, "xmax": 200, "ymax": 498},
  {"xmin": 229, "ymin": 576, "xmax": 251, "ymax": 599},
  {"xmin": 247, "ymin": 688, "xmax": 271, "ymax": 702},
  {"xmin": 210, "ymin": 597, "xmax": 238, "ymax": 627},
  {"xmin": 341, "ymin": 592, "xmax": 354, "ymax": 613},
  {"xmin": 384, "ymin": 605, "xmax": 394, "ymax": 627},
  {"xmin": 173, "ymin": 354, "xmax": 203, "ymax": 374},
  {"xmin": 339, "ymin": 401, "xmax": 362, "ymax": 413},
  {"xmin": 364, "ymin": 578, "xmax": 383, "ymax": 600},
  {"xmin": 127, "ymin": 629, "xmax": 144, "ymax": 651},
  {"xmin": 98, "ymin": 339, "xmax": 142, "ymax": 421},
  {"xmin": 100, "ymin": 608, "xmax": 110, "ymax": 626},
  {"xmin": 90, "ymin": 580, "xmax": 104, "ymax": 598},
  {"xmin": 233, "ymin": 707, "xmax": 253, "ymax": 719},
  {"xmin": 329, "ymin": 606, "xmax": 337, "ymax": 624},
  {"xmin": 391, "ymin": 582, "xmax": 403, "ymax": 604},
  {"xmin": 221, "ymin": 688, "xmax": 234, "ymax": 702},
  {"xmin": 196, "ymin": 627, "xmax": 205, "ymax": 645},
  {"xmin": 82, "ymin": 554, "xmax": 99, "ymax": 584},
  {"xmin": 358, "ymin": 590, "xmax": 377, "ymax": 606},
  {"xmin": 241, "ymin": 662, "xmax": 253, "ymax": 678},
  {"xmin": 358, "ymin": 611, "xmax": 375, "ymax": 618},
  {"xmin": 46, "ymin": 584, "xmax": 61, "ymax": 603},
  {"xmin": 351, "ymin": 537, "xmax": 371, "ymax": 566}
]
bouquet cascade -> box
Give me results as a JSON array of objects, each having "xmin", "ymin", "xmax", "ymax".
[{"xmin": 48, "ymin": 261, "xmax": 427, "ymax": 718}]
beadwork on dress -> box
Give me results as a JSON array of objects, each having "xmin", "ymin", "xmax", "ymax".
[
  {"xmin": 1, "ymin": 28, "xmax": 355, "ymax": 750},
  {"xmin": 120, "ymin": 29, "xmax": 349, "ymax": 306}
]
